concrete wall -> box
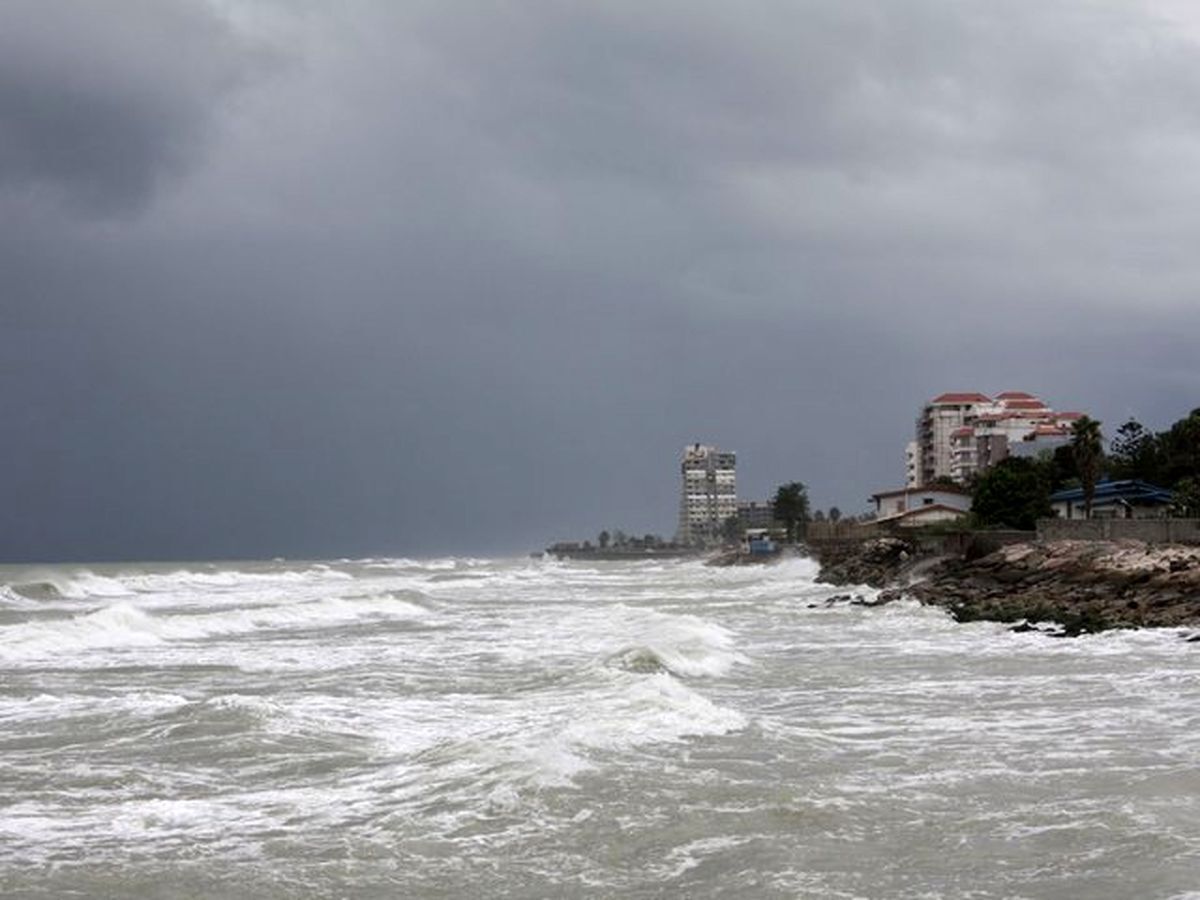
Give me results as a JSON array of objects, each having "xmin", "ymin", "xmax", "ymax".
[
  {"xmin": 805, "ymin": 523, "xmax": 1033, "ymax": 561},
  {"xmin": 1036, "ymin": 518, "xmax": 1200, "ymax": 544},
  {"xmin": 806, "ymin": 521, "xmax": 882, "ymax": 542}
]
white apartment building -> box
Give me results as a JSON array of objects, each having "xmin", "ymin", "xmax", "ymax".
[
  {"xmin": 677, "ymin": 443, "xmax": 737, "ymax": 545},
  {"xmin": 914, "ymin": 391, "xmax": 1085, "ymax": 486},
  {"xmin": 914, "ymin": 392, "xmax": 992, "ymax": 485}
]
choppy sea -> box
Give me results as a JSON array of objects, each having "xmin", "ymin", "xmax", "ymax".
[{"xmin": 2, "ymin": 555, "xmax": 1199, "ymax": 898}]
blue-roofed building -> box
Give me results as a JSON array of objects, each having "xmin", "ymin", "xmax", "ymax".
[{"xmin": 1049, "ymin": 480, "xmax": 1174, "ymax": 520}]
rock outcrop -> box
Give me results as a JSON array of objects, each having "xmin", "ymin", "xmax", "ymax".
[
  {"xmin": 817, "ymin": 537, "xmax": 1200, "ymax": 635},
  {"xmin": 898, "ymin": 540, "xmax": 1200, "ymax": 634},
  {"xmin": 814, "ymin": 537, "xmax": 922, "ymax": 588}
]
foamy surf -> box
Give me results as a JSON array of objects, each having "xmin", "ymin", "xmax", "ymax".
[
  {"xmin": 2, "ymin": 554, "xmax": 1198, "ymax": 899},
  {"xmin": 605, "ymin": 608, "xmax": 747, "ymax": 678},
  {"xmin": 0, "ymin": 592, "xmax": 430, "ymax": 663}
]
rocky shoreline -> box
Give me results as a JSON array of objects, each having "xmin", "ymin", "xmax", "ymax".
[
  {"xmin": 816, "ymin": 537, "xmax": 1200, "ymax": 636},
  {"xmin": 814, "ymin": 536, "xmax": 925, "ymax": 588}
]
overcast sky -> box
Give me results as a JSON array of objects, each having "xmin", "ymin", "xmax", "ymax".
[{"xmin": 4, "ymin": 0, "xmax": 1200, "ymax": 560}]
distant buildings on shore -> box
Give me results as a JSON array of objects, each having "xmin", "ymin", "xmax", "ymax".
[
  {"xmin": 907, "ymin": 391, "xmax": 1085, "ymax": 487},
  {"xmin": 736, "ymin": 500, "xmax": 777, "ymax": 530},
  {"xmin": 866, "ymin": 390, "xmax": 1092, "ymax": 529},
  {"xmin": 677, "ymin": 443, "xmax": 738, "ymax": 545},
  {"xmin": 546, "ymin": 440, "xmax": 756, "ymax": 556},
  {"xmin": 675, "ymin": 445, "xmax": 792, "ymax": 546}
]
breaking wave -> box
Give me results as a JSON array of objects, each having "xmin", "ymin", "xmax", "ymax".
[
  {"xmin": 5, "ymin": 566, "xmax": 355, "ymax": 603},
  {"xmin": 0, "ymin": 592, "xmax": 429, "ymax": 663},
  {"xmin": 605, "ymin": 608, "xmax": 746, "ymax": 678}
]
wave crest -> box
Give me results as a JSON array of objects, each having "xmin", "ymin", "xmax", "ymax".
[
  {"xmin": 0, "ymin": 592, "xmax": 430, "ymax": 663},
  {"xmin": 606, "ymin": 609, "xmax": 746, "ymax": 678}
]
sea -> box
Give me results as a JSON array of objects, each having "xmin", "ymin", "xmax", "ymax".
[{"xmin": 1, "ymin": 555, "xmax": 1198, "ymax": 899}]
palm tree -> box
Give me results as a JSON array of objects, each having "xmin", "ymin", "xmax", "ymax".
[{"xmin": 1071, "ymin": 416, "xmax": 1104, "ymax": 518}]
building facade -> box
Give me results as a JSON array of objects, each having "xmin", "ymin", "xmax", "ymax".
[
  {"xmin": 737, "ymin": 500, "xmax": 777, "ymax": 531},
  {"xmin": 677, "ymin": 443, "xmax": 737, "ymax": 545},
  {"xmin": 1049, "ymin": 480, "xmax": 1174, "ymax": 520},
  {"xmin": 913, "ymin": 391, "xmax": 1085, "ymax": 486},
  {"xmin": 905, "ymin": 441, "xmax": 920, "ymax": 488},
  {"xmin": 871, "ymin": 486, "xmax": 972, "ymax": 522},
  {"xmin": 915, "ymin": 392, "xmax": 992, "ymax": 485}
]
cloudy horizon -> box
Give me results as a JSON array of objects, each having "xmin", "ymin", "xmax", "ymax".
[{"xmin": 4, "ymin": 0, "xmax": 1200, "ymax": 561}]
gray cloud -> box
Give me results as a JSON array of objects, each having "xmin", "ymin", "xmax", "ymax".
[
  {"xmin": 0, "ymin": 0, "xmax": 261, "ymax": 215},
  {"xmin": 4, "ymin": 1, "xmax": 1200, "ymax": 560}
]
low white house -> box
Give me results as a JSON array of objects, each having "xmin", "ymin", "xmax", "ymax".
[{"xmin": 871, "ymin": 486, "xmax": 971, "ymax": 527}]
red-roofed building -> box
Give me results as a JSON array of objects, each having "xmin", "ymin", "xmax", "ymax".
[
  {"xmin": 931, "ymin": 392, "xmax": 992, "ymax": 405},
  {"xmin": 910, "ymin": 390, "xmax": 1091, "ymax": 487},
  {"xmin": 913, "ymin": 392, "xmax": 993, "ymax": 486},
  {"xmin": 999, "ymin": 398, "xmax": 1048, "ymax": 411}
]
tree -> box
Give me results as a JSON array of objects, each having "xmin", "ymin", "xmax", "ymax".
[
  {"xmin": 598, "ymin": 530, "xmax": 610, "ymax": 549},
  {"xmin": 828, "ymin": 506, "xmax": 841, "ymax": 522},
  {"xmin": 812, "ymin": 509, "xmax": 826, "ymax": 523},
  {"xmin": 1047, "ymin": 444, "xmax": 1080, "ymax": 491},
  {"xmin": 1170, "ymin": 477, "xmax": 1200, "ymax": 518},
  {"xmin": 772, "ymin": 482, "xmax": 810, "ymax": 543},
  {"xmin": 1159, "ymin": 409, "xmax": 1200, "ymax": 487},
  {"xmin": 1108, "ymin": 418, "xmax": 1160, "ymax": 482},
  {"xmin": 971, "ymin": 457, "xmax": 1053, "ymax": 530},
  {"xmin": 1071, "ymin": 416, "xmax": 1104, "ymax": 519}
]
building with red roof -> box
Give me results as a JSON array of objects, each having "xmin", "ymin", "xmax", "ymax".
[
  {"xmin": 910, "ymin": 390, "xmax": 1090, "ymax": 488},
  {"xmin": 931, "ymin": 392, "xmax": 992, "ymax": 405}
]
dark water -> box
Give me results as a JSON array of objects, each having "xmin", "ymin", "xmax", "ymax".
[{"xmin": 2, "ymin": 556, "xmax": 1198, "ymax": 898}]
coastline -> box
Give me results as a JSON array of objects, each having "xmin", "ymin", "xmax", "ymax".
[{"xmin": 816, "ymin": 537, "xmax": 1200, "ymax": 636}]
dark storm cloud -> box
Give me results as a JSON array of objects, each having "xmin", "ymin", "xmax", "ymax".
[
  {"xmin": 0, "ymin": 0, "xmax": 260, "ymax": 215},
  {"xmin": 4, "ymin": 1, "xmax": 1200, "ymax": 560}
]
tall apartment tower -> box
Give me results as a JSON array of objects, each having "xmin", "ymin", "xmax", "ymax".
[
  {"xmin": 915, "ymin": 393, "xmax": 992, "ymax": 485},
  {"xmin": 677, "ymin": 443, "xmax": 737, "ymax": 545}
]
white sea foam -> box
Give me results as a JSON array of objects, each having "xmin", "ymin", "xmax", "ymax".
[
  {"xmin": 0, "ymin": 585, "xmax": 38, "ymax": 607},
  {"xmin": 7, "ymin": 565, "xmax": 357, "ymax": 603},
  {"xmin": 0, "ymin": 593, "xmax": 429, "ymax": 663},
  {"xmin": 560, "ymin": 672, "xmax": 748, "ymax": 754},
  {"xmin": 5, "ymin": 553, "xmax": 1200, "ymax": 897},
  {"xmin": 0, "ymin": 690, "xmax": 190, "ymax": 725},
  {"xmin": 606, "ymin": 608, "xmax": 747, "ymax": 678},
  {"xmin": 413, "ymin": 670, "xmax": 748, "ymax": 791}
]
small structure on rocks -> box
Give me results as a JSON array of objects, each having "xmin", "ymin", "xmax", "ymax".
[{"xmin": 1049, "ymin": 479, "xmax": 1173, "ymax": 520}]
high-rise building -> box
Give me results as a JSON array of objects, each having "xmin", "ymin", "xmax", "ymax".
[
  {"xmin": 912, "ymin": 391, "xmax": 1084, "ymax": 486},
  {"xmin": 677, "ymin": 443, "xmax": 737, "ymax": 545},
  {"xmin": 915, "ymin": 393, "xmax": 992, "ymax": 485}
]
